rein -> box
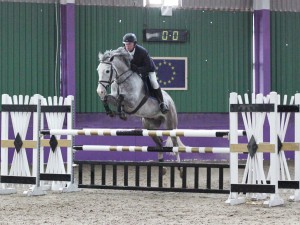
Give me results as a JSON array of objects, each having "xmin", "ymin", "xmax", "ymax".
[
  {"xmin": 126, "ymin": 81, "xmax": 149, "ymax": 115},
  {"xmin": 98, "ymin": 60, "xmax": 133, "ymax": 88},
  {"xmin": 98, "ymin": 59, "xmax": 149, "ymax": 115}
]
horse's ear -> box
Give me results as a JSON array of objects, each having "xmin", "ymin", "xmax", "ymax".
[{"xmin": 98, "ymin": 52, "xmax": 103, "ymax": 61}]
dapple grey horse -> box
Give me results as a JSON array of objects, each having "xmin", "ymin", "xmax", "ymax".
[{"xmin": 96, "ymin": 47, "xmax": 184, "ymax": 168}]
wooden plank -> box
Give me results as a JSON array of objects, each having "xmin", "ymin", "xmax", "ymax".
[
  {"xmin": 1, "ymin": 139, "xmax": 72, "ymax": 148},
  {"xmin": 230, "ymin": 143, "xmax": 275, "ymax": 153},
  {"xmin": 281, "ymin": 142, "xmax": 299, "ymax": 151}
]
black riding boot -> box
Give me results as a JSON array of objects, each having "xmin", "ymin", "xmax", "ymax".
[{"xmin": 154, "ymin": 88, "xmax": 169, "ymax": 114}]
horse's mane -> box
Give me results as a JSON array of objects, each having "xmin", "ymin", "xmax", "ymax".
[
  {"xmin": 100, "ymin": 47, "xmax": 132, "ymax": 68},
  {"xmin": 100, "ymin": 50, "xmax": 113, "ymax": 62}
]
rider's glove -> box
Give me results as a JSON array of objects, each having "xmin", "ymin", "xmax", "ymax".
[{"xmin": 130, "ymin": 63, "xmax": 139, "ymax": 73}]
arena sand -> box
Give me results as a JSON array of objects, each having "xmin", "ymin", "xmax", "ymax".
[{"xmin": 0, "ymin": 163, "xmax": 300, "ymax": 225}]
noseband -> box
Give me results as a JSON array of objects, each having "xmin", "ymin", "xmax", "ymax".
[
  {"xmin": 98, "ymin": 58, "xmax": 132, "ymax": 90},
  {"xmin": 98, "ymin": 61, "xmax": 114, "ymax": 90}
]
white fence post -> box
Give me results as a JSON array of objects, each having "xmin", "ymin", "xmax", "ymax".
[
  {"xmin": 226, "ymin": 92, "xmax": 245, "ymax": 205},
  {"xmin": 290, "ymin": 93, "xmax": 300, "ymax": 201},
  {"xmin": 264, "ymin": 92, "xmax": 284, "ymax": 206}
]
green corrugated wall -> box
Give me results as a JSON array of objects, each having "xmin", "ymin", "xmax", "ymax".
[
  {"xmin": 0, "ymin": 2, "xmax": 60, "ymax": 104},
  {"xmin": 3, "ymin": 3, "xmax": 300, "ymax": 113},
  {"xmin": 76, "ymin": 6, "xmax": 253, "ymax": 113},
  {"xmin": 271, "ymin": 12, "xmax": 300, "ymax": 96},
  {"xmin": 75, "ymin": 6, "xmax": 145, "ymax": 113}
]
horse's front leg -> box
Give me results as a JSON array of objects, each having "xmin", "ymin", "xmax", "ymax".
[
  {"xmin": 117, "ymin": 94, "xmax": 127, "ymax": 120},
  {"xmin": 102, "ymin": 94, "xmax": 118, "ymax": 117},
  {"xmin": 102, "ymin": 96, "xmax": 114, "ymax": 117}
]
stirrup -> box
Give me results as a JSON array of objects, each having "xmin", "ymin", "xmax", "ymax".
[{"xmin": 159, "ymin": 102, "xmax": 169, "ymax": 114}]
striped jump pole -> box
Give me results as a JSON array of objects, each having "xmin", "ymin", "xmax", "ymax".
[
  {"xmin": 73, "ymin": 145, "xmax": 231, "ymax": 153},
  {"xmin": 41, "ymin": 128, "xmax": 246, "ymax": 138}
]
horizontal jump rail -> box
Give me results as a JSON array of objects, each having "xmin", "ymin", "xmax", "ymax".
[
  {"xmin": 73, "ymin": 145, "xmax": 231, "ymax": 153},
  {"xmin": 41, "ymin": 128, "xmax": 246, "ymax": 138}
]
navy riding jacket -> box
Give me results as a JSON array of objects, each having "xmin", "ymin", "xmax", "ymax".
[{"xmin": 130, "ymin": 44, "xmax": 156, "ymax": 76}]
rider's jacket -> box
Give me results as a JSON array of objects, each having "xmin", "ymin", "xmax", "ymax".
[{"xmin": 130, "ymin": 44, "xmax": 156, "ymax": 76}]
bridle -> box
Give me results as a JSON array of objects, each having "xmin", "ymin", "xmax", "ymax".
[
  {"xmin": 98, "ymin": 53, "xmax": 149, "ymax": 115},
  {"xmin": 98, "ymin": 57, "xmax": 133, "ymax": 91},
  {"xmin": 98, "ymin": 54, "xmax": 148, "ymax": 115},
  {"xmin": 98, "ymin": 61, "xmax": 115, "ymax": 90}
]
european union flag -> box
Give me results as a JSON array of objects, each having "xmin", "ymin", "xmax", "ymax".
[{"xmin": 153, "ymin": 57, "xmax": 187, "ymax": 90}]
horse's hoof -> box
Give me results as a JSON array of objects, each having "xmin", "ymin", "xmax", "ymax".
[
  {"xmin": 163, "ymin": 167, "xmax": 167, "ymax": 175},
  {"xmin": 178, "ymin": 167, "xmax": 183, "ymax": 178},
  {"xmin": 119, "ymin": 112, "xmax": 127, "ymax": 120},
  {"xmin": 107, "ymin": 111, "xmax": 115, "ymax": 117}
]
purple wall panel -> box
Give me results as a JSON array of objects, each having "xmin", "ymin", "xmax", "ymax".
[
  {"xmin": 254, "ymin": 9, "xmax": 271, "ymax": 95},
  {"xmin": 61, "ymin": 4, "xmax": 76, "ymax": 98}
]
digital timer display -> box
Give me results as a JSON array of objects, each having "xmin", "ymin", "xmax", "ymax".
[{"xmin": 143, "ymin": 29, "xmax": 188, "ymax": 43}]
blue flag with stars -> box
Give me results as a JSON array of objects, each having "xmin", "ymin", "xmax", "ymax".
[{"xmin": 153, "ymin": 57, "xmax": 187, "ymax": 90}]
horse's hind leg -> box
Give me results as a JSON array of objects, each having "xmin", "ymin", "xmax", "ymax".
[
  {"xmin": 168, "ymin": 136, "xmax": 183, "ymax": 178},
  {"xmin": 152, "ymin": 136, "xmax": 164, "ymax": 162},
  {"xmin": 153, "ymin": 136, "xmax": 168, "ymax": 175},
  {"xmin": 142, "ymin": 118, "xmax": 166, "ymax": 174},
  {"xmin": 165, "ymin": 108, "xmax": 185, "ymax": 178}
]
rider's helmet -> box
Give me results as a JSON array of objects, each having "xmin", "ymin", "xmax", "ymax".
[{"xmin": 122, "ymin": 33, "xmax": 137, "ymax": 44}]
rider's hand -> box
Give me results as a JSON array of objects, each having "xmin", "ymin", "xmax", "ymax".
[{"xmin": 130, "ymin": 63, "xmax": 139, "ymax": 73}]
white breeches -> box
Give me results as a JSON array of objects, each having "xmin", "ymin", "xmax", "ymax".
[{"xmin": 149, "ymin": 72, "xmax": 159, "ymax": 89}]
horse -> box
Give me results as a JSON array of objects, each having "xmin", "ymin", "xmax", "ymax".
[{"xmin": 96, "ymin": 47, "xmax": 184, "ymax": 172}]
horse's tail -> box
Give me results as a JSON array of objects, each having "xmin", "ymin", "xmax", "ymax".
[{"xmin": 176, "ymin": 137, "xmax": 185, "ymax": 147}]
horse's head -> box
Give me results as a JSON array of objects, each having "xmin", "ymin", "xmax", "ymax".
[
  {"xmin": 96, "ymin": 47, "xmax": 132, "ymax": 100},
  {"xmin": 96, "ymin": 50, "xmax": 115, "ymax": 100}
]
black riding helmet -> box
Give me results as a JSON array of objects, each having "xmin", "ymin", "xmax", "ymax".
[{"xmin": 123, "ymin": 33, "xmax": 137, "ymax": 44}]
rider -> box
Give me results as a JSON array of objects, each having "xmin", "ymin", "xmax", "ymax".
[{"xmin": 122, "ymin": 33, "xmax": 169, "ymax": 114}]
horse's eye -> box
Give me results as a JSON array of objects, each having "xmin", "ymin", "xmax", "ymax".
[{"xmin": 106, "ymin": 70, "xmax": 110, "ymax": 73}]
